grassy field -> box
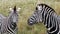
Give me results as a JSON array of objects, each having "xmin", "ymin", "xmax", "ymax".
[{"xmin": 0, "ymin": 0, "xmax": 60, "ymax": 34}]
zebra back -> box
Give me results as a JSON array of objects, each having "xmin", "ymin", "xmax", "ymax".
[{"xmin": 0, "ymin": 14, "xmax": 7, "ymax": 34}]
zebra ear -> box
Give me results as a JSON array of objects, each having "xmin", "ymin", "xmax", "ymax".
[
  {"xmin": 17, "ymin": 8, "xmax": 21, "ymax": 12},
  {"xmin": 9, "ymin": 8, "xmax": 13, "ymax": 11}
]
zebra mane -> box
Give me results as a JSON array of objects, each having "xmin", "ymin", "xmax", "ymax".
[
  {"xmin": 13, "ymin": 6, "xmax": 16, "ymax": 13},
  {"xmin": 36, "ymin": 4, "xmax": 55, "ymax": 13}
]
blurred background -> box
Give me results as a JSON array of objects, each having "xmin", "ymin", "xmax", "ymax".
[{"xmin": 0, "ymin": 0, "xmax": 60, "ymax": 34}]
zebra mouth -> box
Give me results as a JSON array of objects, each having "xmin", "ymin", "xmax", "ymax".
[
  {"xmin": 28, "ymin": 23, "xmax": 33, "ymax": 25},
  {"xmin": 28, "ymin": 21, "xmax": 38, "ymax": 25},
  {"xmin": 10, "ymin": 22, "xmax": 17, "ymax": 30}
]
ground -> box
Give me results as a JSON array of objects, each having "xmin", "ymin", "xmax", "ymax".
[{"xmin": 0, "ymin": 0, "xmax": 60, "ymax": 34}]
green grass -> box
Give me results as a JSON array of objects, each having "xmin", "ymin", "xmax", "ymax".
[{"xmin": 0, "ymin": 0, "xmax": 60, "ymax": 34}]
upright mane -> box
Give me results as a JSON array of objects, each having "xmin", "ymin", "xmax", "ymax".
[{"xmin": 13, "ymin": 6, "xmax": 16, "ymax": 13}]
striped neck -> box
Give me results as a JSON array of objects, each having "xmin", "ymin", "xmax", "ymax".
[{"xmin": 43, "ymin": 13, "xmax": 59, "ymax": 34}]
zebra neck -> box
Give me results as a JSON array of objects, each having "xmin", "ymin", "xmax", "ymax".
[
  {"xmin": 44, "ymin": 14, "xmax": 59, "ymax": 34},
  {"xmin": 47, "ymin": 22, "xmax": 59, "ymax": 34}
]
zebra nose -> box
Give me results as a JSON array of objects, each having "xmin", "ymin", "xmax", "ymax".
[
  {"xmin": 28, "ymin": 19, "xmax": 34, "ymax": 25},
  {"xmin": 28, "ymin": 22, "xmax": 33, "ymax": 25}
]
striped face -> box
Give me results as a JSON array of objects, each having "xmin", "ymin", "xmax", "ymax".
[
  {"xmin": 9, "ymin": 13, "xmax": 18, "ymax": 24},
  {"xmin": 9, "ymin": 6, "xmax": 18, "ymax": 24},
  {"xmin": 28, "ymin": 5, "xmax": 43, "ymax": 25},
  {"xmin": 8, "ymin": 6, "xmax": 21, "ymax": 31},
  {"xmin": 6, "ymin": 6, "xmax": 21, "ymax": 34},
  {"xmin": 9, "ymin": 6, "xmax": 20, "ymax": 24}
]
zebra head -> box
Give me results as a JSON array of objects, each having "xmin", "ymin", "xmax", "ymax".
[
  {"xmin": 9, "ymin": 6, "xmax": 21, "ymax": 24},
  {"xmin": 28, "ymin": 4, "xmax": 43, "ymax": 25}
]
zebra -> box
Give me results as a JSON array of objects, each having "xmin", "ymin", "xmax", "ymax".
[
  {"xmin": 27, "ymin": 4, "xmax": 60, "ymax": 34},
  {"xmin": 0, "ymin": 14, "xmax": 6, "ymax": 34},
  {"xmin": 1, "ymin": 6, "xmax": 20, "ymax": 34}
]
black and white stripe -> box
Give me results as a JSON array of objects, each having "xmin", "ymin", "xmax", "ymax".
[
  {"xmin": 28, "ymin": 4, "xmax": 60, "ymax": 34},
  {"xmin": 7, "ymin": 6, "xmax": 19, "ymax": 34},
  {"xmin": 0, "ymin": 6, "xmax": 20, "ymax": 34},
  {"xmin": 0, "ymin": 14, "xmax": 6, "ymax": 34}
]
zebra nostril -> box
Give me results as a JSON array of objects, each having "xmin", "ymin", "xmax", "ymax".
[
  {"xmin": 28, "ymin": 20, "xmax": 33, "ymax": 25},
  {"xmin": 28, "ymin": 23, "xmax": 33, "ymax": 25}
]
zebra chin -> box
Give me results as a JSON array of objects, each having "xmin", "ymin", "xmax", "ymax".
[
  {"xmin": 28, "ymin": 21, "xmax": 35, "ymax": 25},
  {"xmin": 28, "ymin": 21, "xmax": 34, "ymax": 25},
  {"xmin": 28, "ymin": 21, "xmax": 37, "ymax": 25},
  {"xmin": 28, "ymin": 22, "xmax": 38, "ymax": 25}
]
